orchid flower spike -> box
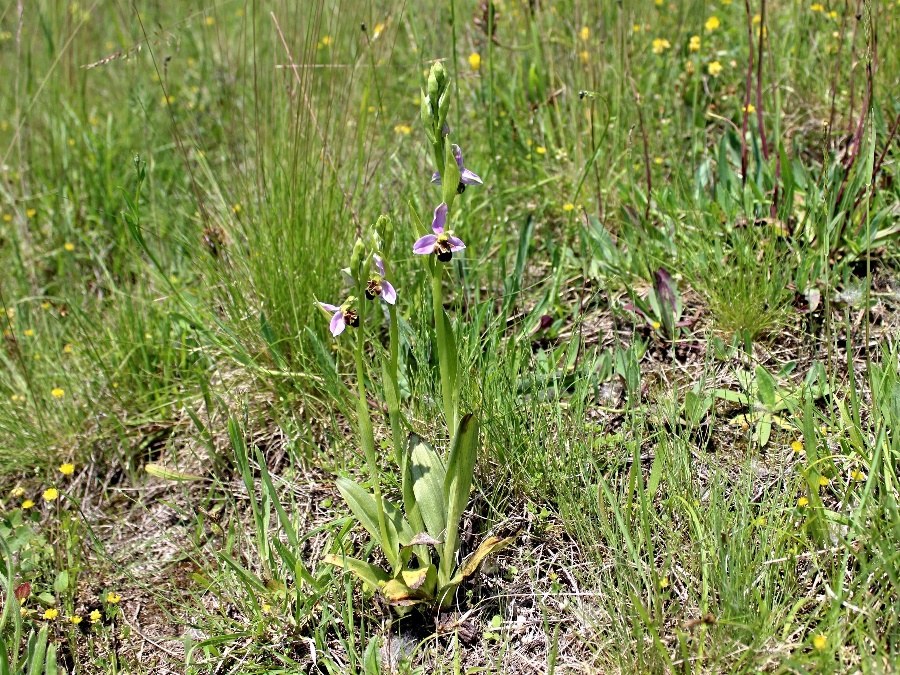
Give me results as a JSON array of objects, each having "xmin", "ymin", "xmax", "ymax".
[
  {"xmin": 365, "ymin": 255, "xmax": 397, "ymax": 305},
  {"xmin": 318, "ymin": 297, "xmax": 359, "ymax": 337},
  {"xmin": 431, "ymin": 144, "xmax": 483, "ymax": 194},
  {"xmin": 413, "ymin": 203, "xmax": 466, "ymax": 262}
]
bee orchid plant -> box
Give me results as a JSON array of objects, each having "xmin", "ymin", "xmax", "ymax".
[{"xmin": 319, "ymin": 62, "xmax": 513, "ymax": 609}]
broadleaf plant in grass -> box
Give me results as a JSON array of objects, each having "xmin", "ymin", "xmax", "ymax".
[{"xmin": 321, "ymin": 62, "xmax": 513, "ymax": 609}]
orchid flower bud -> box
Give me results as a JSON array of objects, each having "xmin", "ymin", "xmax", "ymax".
[{"xmin": 349, "ymin": 237, "xmax": 366, "ymax": 281}]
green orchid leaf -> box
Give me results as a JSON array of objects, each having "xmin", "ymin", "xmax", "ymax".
[
  {"xmin": 756, "ymin": 415, "xmax": 772, "ymax": 447},
  {"xmin": 755, "ymin": 365, "xmax": 777, "ymax": 409},
  {"xmin": 322, "ymin": 554, "xmax": 390, "ymax": 590},
  {"xmin": 409, "ymin": 434, "xmax": 447, "ymax": 543},
  {"xmin": 713, "ymin": 388, "xmax": 750, "ymax": 406},
  {"xmin": 336, "ymin": 478, "xmax": 415, "ymax": 554},
  {"xmin": 440, "ymin": 414, "xmax": 479, "ymax": 584}
]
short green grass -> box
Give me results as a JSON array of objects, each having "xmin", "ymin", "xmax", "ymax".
[{"xmin": 1, "ymin": 0, "xmax": 899, "ymax": 672}]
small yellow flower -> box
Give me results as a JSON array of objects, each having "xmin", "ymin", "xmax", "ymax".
[
  {"xmin": 754, "ymin": 516, "xmax": 767, "ymax": 526},
  {"xmin": 261, "ymin": 602, "xmax": 272, "ymax": 614},
  {"xmin": 707, "ymin": 61, "xmax": 723, "ymax": 76},
  {"xmin": 24, "ymin": 329, "xmax": 34, "ymax": 337},
  {"xmin": 579, "ymin": 50, "xmax": 590, "ymax": 65},
  {"xmin": 653, "ymin": 156, "xmax": 664, "ymax": 165},
  {"xmin": 633, "ymin": 23, "xmax": 642, "ymax": 33},
  {"xmin": 659, "ymin": 576, "xmax": 670, "ymax": 589},
  {"xmin": 161, "ymin": 95, "xmax": 175, "ymax": 106},
  {"xmin": 232, "ymin": 203, "xmax": 242, "ymax": 214},
  {"xmin": 67, "ymin": 138, "xmax": 75, "ymax": 147},
  {"xmin": 810, "ymin": 3, "xmax": 825, "ymax": 11},
  {"xmin": 818, "ymin": 475, "xmax": 830, "ymax": 487},
  {"xmin": 562, "ymin": 203, "xmax": 575, "ymax": 212},
  {"xmin": 22, "ymin": 499, "xmax": 35, "ymax": 509},
  {"xmin": 685, "ymin": 60, "xmax": 695, "ymax": 74},
  {"xmin": 59, "ymin": 463, "xmax": 75, "ymax": 476},
  {"xmin": 797, "ymin": 496, "xmax": 809, "ymax": 507},
  {"xmin": 372, "ymin": 23, "xmax": 385, "ymax": 38},
  {"xmin": 43, "ymin": 488, "xmax": 59, "ymax": 502},
  {"xmin": 26, "ymin": 208, "xmax": 37, "ymax": 219},
  {"xmin": 43, "ymin": 608, "xmax": 59, "ymax": 621},
  {"xmin": 850, "ymin": 469, "xmax": 866, "ymax": 482},
  {"xmin": 51, "ymin": 388, "xmax": 65, "ymax": 399},
  {"xmin": 63, "ymin": 344, "xmax": 73, "ymax": 354},
  {"xmin": 705, "ymin": 16, "xmax": 721, "ymax": 31},
  {"xmin": 11, "ymin": 486, "xmax": 25, "ymax": 498},
  {"xmin": 742, "ymin": 103, "xmax": 756, "ymax": 113},
  {"xmin": 828, "ymin": 10, "xmax": 838, "ymax": 19},
  {"xmin": 2, "ymin": 214, "xmax": 11, "ymax": 222},
  {"xmin": 813, "ymin": 634, "xmax": 827, "ymax": 650},
  {"xmin": 68, "ymin": 615, "xmax": 83, "ymax": 625},
  {"xmin": 393, "ymin": 124, "xmax": 412, "ymax": 135},
  {"xmin": 320, "ymin": 35, "xmax": 332, "ymax": 47},
  {"xmin": 652, "ymin": 38, "xmax": 671, "ymax": 54},
  {"xmin": 89, "ymin": 609, "xmax": 102, "ymax": 623},
  {"xmin": 651, "ymin": 321, "xmax": 662, "ymax": 330},
  {"xmin": 535, "ymin": 146, "xmax": 547, "ymax": 155},
  {"xmin": 579, "ymin": 26, "xmax": 590, "ymax": 41},
  {"xmin": 791, "ymin": 440, "xmax": 804, "ymax": 453},
  {"xmin": 204, "ymin": 16, "xmax": 215, "ymax": 26},
  {"xmin": 752, "ymin": 14, "xmax": 762, "ymax": 24},
  {"xmin": 689, "ymin": 35, "xmax": 701, "ymax": 52},
  {"xmin": 41, "ymin": 301, "xmax": 51, "ymax": 310},
  {"xmin": 468, "ymin": 52, "xmax": 481, "ymax": 71},
  {"xmin": 64, "ymin": 241, "xmax": 76, "ymax": 252},
  {"xmin": 106, "ymin": 592, "xmax": 122, "ymax": 604}
]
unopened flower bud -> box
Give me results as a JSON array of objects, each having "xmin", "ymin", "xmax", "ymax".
[
  {"xmin": 349, "ymin": 238, "xmax": 366, "ymax": 280},
  {"xmin": 375, "ymin": 215, "xmax": 394, "ymax": 251},
  {"xmin": 427, "ymin": 62, "xmax": 448, "ymax": 109}
]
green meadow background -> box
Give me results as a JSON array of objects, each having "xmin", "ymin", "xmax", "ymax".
[{"xmin": 1, "ymin": 0, "xmax": 899, "ymax": 672}]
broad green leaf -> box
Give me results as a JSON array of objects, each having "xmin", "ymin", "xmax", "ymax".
[
  {"xmin": 322, "ymin": 554, "xmax": 390, "ymax": 590},
  {"xmin": 647, "ymin": 452, "xmax": 663, "ymax": 499},
  {"xmin": 440, "ymin": 414, "xmax": 479, "ymax": 584},
  {"xmin": 336, "ymin": 478, "xmax": 415, "ymax": 553},
  {"xmin": 144, "ymin": 463, "xmax": 204, "ymax": 481},
  {"xmin": 27, "ymin": 627, "xmax": 49, "ymax": 675},
  {"xmin": 713, "ymin": 388, "xmax": 749, "ymax": 405},
  {"xmin": 755, "ymin": 366, "xmax": 777, "ymax": 409},
  {"xmin": 756, "ymin": 415, "xmax": 772, "ymax": 447},
  {"xmin": 409, "ymin": 434, "xmax": 447, "ymax": 543},
  {"xmin": 53, "ymin": 570, "xmax": 68, "ymax": 594}
]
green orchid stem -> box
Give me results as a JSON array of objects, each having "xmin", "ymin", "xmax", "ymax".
[
  {"xmin": 353, "ymin": 296, "xmax": 396, "ymax": 570},
  {"xmin": 386, "ymin": 302, "xmax": 403, "ymax": 470},
  {"xmin": 431, "ymin": 260, "xmax": 457, "ymax": 432}
]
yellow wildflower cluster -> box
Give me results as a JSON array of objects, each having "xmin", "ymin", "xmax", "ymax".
[{"xmin": 652, "ymin": 38, "xmax": 671, "ymax": 54}]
